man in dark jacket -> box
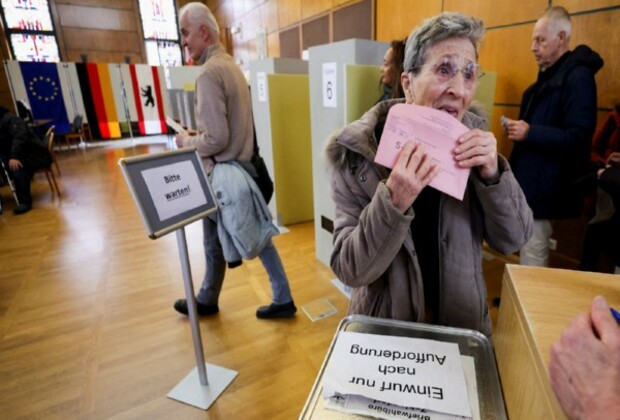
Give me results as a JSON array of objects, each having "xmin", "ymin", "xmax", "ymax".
[
  {"xmin": 0, "ymin": 106, "xmax": 52, "ymax": 214},
  {"xmin": 504, "ymin": 6, "xmax": 603, "ymax": 266}
]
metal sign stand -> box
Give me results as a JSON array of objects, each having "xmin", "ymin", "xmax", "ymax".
[{"xmin": 166, "ymin": 227, "xmax": 237, "ymax": 409}]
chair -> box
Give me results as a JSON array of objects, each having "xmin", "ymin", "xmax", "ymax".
[
  {"xmin": 35, "ymin": 125, "xmax": 61, "ymax": 196},
  {"xmin": 63, "ymin": 114, "xmax": 87, "ymax": 149}
]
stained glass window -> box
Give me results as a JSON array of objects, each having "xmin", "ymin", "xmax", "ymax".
[
  {"xmin": 139, "ymin": 0, "xmax": 182, "ymax": 66},
  {"xmin": 0, "ymin": 0, "xmax": 60, "ymax": 61}
]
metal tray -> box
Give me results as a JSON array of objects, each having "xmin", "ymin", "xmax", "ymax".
[{"xmin": 300, "ymin": 315, "xmax": 506, "ymax": 419}]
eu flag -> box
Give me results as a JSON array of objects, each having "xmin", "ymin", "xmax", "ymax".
[{"xmin": 20, "ymin": 62, "xmax": 71, "ymax": 134}]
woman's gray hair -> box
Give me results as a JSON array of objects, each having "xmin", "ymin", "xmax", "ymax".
[
  {"xmin": 179, "ymin": 2, "xmax": 220, "ymax": 40},
  {"xmin": 403, "ymin": 12, "xmax": 484, "ymax": 75}
]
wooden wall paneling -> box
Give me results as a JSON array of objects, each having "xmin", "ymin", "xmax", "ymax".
[
  {"xmin": 557, "ymin": 0, "xmax": 620, "ymax": 13},
  {"xmin": 0, "ymin": 28, "xmax": 12, "ymax": 110},
  {"xmin": 278, "ymin": 0, "xmax": 302, "ymax": 28},
  {"xmin": 443, "ymin": 0, "xmax": 546, "ymax": 28},
  {"xmin": 301, "ymin": 15, "xmax": 330, "ymax": 51},
  {"xmin": 261, "ymin": 0, "xmax": 279, "ymax": 33},
  {"xmin": 64, "ymin": 51, "xmax": 142, "ymax": 64},
  {"xmin": 62, "ymin": 29, "xmax": 141, "ymax": 54},
  {"xmin": 268, "ymin": 31, "xmax": 280, "ymax": 57},
  {"xmin": 375, "ymin": 0, "xmax": 442, "ymax": 42},
  {"xmin": 333, "ymin": 0, "xmax": 352, "ymax": 6},
  {"xmin": 478, "ymin": 24, "xmax": 538, "ymax": 105},
  {"xmin": 55, "ymin": 0, "xmax": 135, "ymax": 9},
  {"xmin": 279, "ymin": 25, "xmax": 301, "ymax": 58},
  {"xmin": 570, "ymin": 10, "xmax": 620, "ymax": 109},
  {"xmin": 0, "ymin": 92, "xmax": 14, "ymax": 111},
  {"xmin": 332, "ymin": 0, "xmax": 372, "ymax": 42},
  {"xmin": 57, "ymin": 5, "xmax": 137, "ymax": 31},
  {"xmin": 301, "ymin": 0, "xmax": 332, "ymax": 20}
]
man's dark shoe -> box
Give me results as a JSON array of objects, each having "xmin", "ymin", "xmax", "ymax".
[
  {"xmin": 13, "ymin": 204, "xmax": 32, "ymax": 215},
  {"xmin": 173, "ymin": 299, "xmax": 219, "ymax": 316},
  {"xmin": 256, "ymin": 301, "xmax": 297, "ymax": 319}
]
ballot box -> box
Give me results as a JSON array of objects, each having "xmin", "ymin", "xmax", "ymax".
[{"xmin": 301, "ymin": 316, "xmax": 506, "ymax": 419}]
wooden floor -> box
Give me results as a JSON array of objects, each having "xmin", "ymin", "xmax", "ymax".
[{"xmin": 0, "ymin": 140, "xmax": 511, "ymax": 419}]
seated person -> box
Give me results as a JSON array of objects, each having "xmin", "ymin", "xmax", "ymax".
[
  {"xmin": 549, "ymin": 295, "xmax": 620, "ymax": 419},
  {"xmin": 326, "ymin": 12, "xmax": 533, "ymax": 336},
  {"xmin": 0, "ymin": 106, "xmax": 52, "ymax": 215},
  {"xmin": 377, "ymin": 39, "xmax": 406, "ymax": 102}
]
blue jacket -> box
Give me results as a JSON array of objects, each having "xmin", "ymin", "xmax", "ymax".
[
  {"xmin": 510, "ymin": 45, "xmax": 604, "ymax": 219},
  {"xmin": 210, "ymin": 161, "xmax": 278, "ymax": 262}
]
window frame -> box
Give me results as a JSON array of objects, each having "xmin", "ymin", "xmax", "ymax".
[
  {"xmin": 137, "ymin": 0, "xmax": 183, "ymax": 66},
  {"xmin": 0, "ymin": 0, "xmax": 61, "ymax": 62}
]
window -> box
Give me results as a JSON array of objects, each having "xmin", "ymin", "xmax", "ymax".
[
  {"xmin": 139, "ymin": 0, "xmax": 182, "ymax": 66},
  {"xmin": 0, "ymin": 0, "xmax": 60, "ymax": 62}
]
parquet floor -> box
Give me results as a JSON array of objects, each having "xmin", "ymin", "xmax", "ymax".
[{"xmin": 0, "ymin": 139, "xmax": 511, "ymax": 419}]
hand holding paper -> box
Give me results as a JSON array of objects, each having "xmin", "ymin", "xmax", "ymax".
[{"xmin": 375, "ymin": 104, "xmax": 471, "ymax": 200}]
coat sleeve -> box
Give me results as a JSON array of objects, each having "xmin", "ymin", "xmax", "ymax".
[
  {"xmin": 7, "ymin": 114, "xmax": 32, "ymax": 160},
  {"xmin": 184, "ymin": 68, "xmax": 230, "ymax": 158},
  {"xmin": 472, "ymin": 155, "xmax": 534, "ymax": 254},
  {"xmin": 526, "ymin": 67, "xmax": 597, "ymax": 153},
  {"xmin": 330, "ymin": 164, "xmax": 414, "ymax": 287}
]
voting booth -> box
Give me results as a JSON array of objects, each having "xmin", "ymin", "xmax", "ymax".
[
  {"xmin": 308, "ymin": 39, "xmax": 388, "ymax": 267},
  {"xmin": 166, "ymin": 66, "xmax": 202, "ymax": 130},
  {"xmin": 118, "ymin": 148, "xmax": 237, "ymax": 410},
  {"xmin": 301, "ymin": 316, "xmax": 506, "ymax": 419},
  {"xmin": 249, "ymin": 58, "xmax": 313, "ymax": 227}
]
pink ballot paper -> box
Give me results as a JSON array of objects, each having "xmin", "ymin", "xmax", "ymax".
[{"xmin": 375, "ymin": 103, "xmax": 471, "ymax": 200}]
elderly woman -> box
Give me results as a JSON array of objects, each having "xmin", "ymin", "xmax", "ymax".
[{"xmin": 326, "ymin": 12, "xmax": 533, "ymax": 335}]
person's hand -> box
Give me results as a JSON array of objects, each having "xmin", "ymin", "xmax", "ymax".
[
  {"xmin": 385, "ymin": 141, "xmax": 439, "ymax": 213},
  {"xmin": 504, "ymin": 118, "xmax": 529, "ymax": 141},
  {"xmin": 549, "ymin": 296, "xmax": 620, "ymax": 420},
  {"xmin": 454, "ymin": 129, "xmax": 499, "ymax": 183},
  {"xmin": 175, "ymin": 133, "xmax": 185, "ymax": 149},
  {"xmin": 8, "ymin": 158, "xmax": 22, "ymax": 171},
  {"xmin": 606, "ymin": 152, "xmax": 620, "ymax": 167}
]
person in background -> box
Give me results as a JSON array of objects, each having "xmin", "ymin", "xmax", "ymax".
[
  {"xmin": 549, "ymin": 295, "xmax": 620, "ymax": 419},
  {"xmin": 579, "ymin": 104, "xmax": 620, "ymax": 273},
  {"xmin": 377, "ymin": 39, "xmax": 406, "ymax": 102},
  {"xmin": 0, "ymin": 106, "xmax": 51, "ymax": 215},
  {"xmin": 173, "ymin": 2, "xmax": 296, "ymax": 319},
  {"xmin": 504, "ymin": 6, "xmax": 603, "ymax": 267},
  {"xmin": 326, "ymin": 12, "xmax": 532, "ymax": 336}
]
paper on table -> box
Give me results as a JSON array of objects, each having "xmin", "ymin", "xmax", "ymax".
[
  {"xmin": 375, "ymin": 104, "xmax": 471, "ymax": 200},
  {"xmin": 166, "ymin": 116, "xmax": 188, "ymax": 135},
  {"xmin": 322, "ymin": 331, "xmax": 472, "ymax": 418}
]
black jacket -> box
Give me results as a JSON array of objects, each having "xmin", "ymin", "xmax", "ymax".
[
  {"xmin": 510, "ymin": 45, "xmax": 604, "ymax": 219},
  {"xmin": 0, "ymin": 108, "xmax": 51, "ymax": 169}
]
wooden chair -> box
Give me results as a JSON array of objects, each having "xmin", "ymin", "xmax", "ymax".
[
  {"xmin": 36, "ymin": 125, "xmax": 61, "ymax": 196},
  {"xmin": 63, "ymin": 114, "xmax": 86, "ymax": 149}
]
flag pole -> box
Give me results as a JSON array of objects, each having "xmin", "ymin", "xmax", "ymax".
[{"xmin": 117, "ymin": 64, "xmax": 134, "ymax": 144}]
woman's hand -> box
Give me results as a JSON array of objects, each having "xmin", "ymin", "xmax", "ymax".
[
  {"xmin": 385, "ymin": 141, "xmax": 439, "ymax": 212},
  {"xmin": 454, "ymin": 128, "xmax": 499, "ymax": 183},
  {"xmin": 8, "ymin": 158, "xmax": 23, "ymax": 171}
]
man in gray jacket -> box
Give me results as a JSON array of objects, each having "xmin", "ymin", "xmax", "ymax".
[
  {"xmin": 327, "ymin": 12, "xmax": 533, "ymax": 335},
  {"xmin": 173, "ymin": 2, "xmax": 295, "ymax": 319}
]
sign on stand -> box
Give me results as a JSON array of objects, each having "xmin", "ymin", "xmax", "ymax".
[{"xmin": 119, "ymin": 148, "xmax": 237, "ymax": 410}]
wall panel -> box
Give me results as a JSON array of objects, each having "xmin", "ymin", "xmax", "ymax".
[
  {"xmin": 443, "ymin": 0, "xmax": 546, "ymax": 27},
  {"xmin": 557, "ymin": 0, "xmax": 620, "ymax": 13},
  {"xmin": 376, "ymin": 0, "xmax": 442, "ymax": 41},
  {"xmin": 62, "ymin": 29, "xmax": 142, "ymax": 53},
  {"xmin": 57, "ymin": 5, "xmax": 137, "ymax": 31},
  {"xmin": 479, "ymin": 24, "xmax": 538, "ymax": 105},
  {"xmin": 278, "ymin": 0, "xmax": 302, "ymax": 28},
  {"xmin": 301, "ymin": 15, "xmax": 330, "ymax": 51},
  {"xmin": 261, "ymin": 0, "xmax": 279, "ymax": 33},
  {"xmin": 302, "ymin": 0, "xmax": 332, "ymax": 20},
  {"xmin": 55, "ymin": 0, "xmax": 134, "ymax": 9},
  {"xmin": 570, "ymin": 11, "xmax": 620, "ymax": 108},
  {"xmin": 268, "ymin": 32, "xmax": 280, "ymax": 57},
  {"xmin": 64, "ymin": 51, "xmax": 142, "ymax": 64}
]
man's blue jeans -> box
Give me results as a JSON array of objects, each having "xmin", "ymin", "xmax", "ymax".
[{"xmin": 196, "ymin": 216, "xmax": 293, "ymax": 306}]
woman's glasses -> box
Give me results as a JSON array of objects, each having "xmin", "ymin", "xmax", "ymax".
[{"xmin": 412, "ymin": 58, "xmax": 483, "ymax": 88}]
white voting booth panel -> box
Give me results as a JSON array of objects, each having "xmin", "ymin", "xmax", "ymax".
[
  {"xmin": 301, "ymin": 316, "xmax": 507, "ymax": 419},
  {"xmin": 250, "ymin": 58, "xmax": 309, "ymax": 227},
  {"xmin": 118, "ymin": 148, "xmax": 237, "ymax": 410},
  {"xmin": 308, "ymin": 39, "xmax": 388, "ymax": 268}
]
